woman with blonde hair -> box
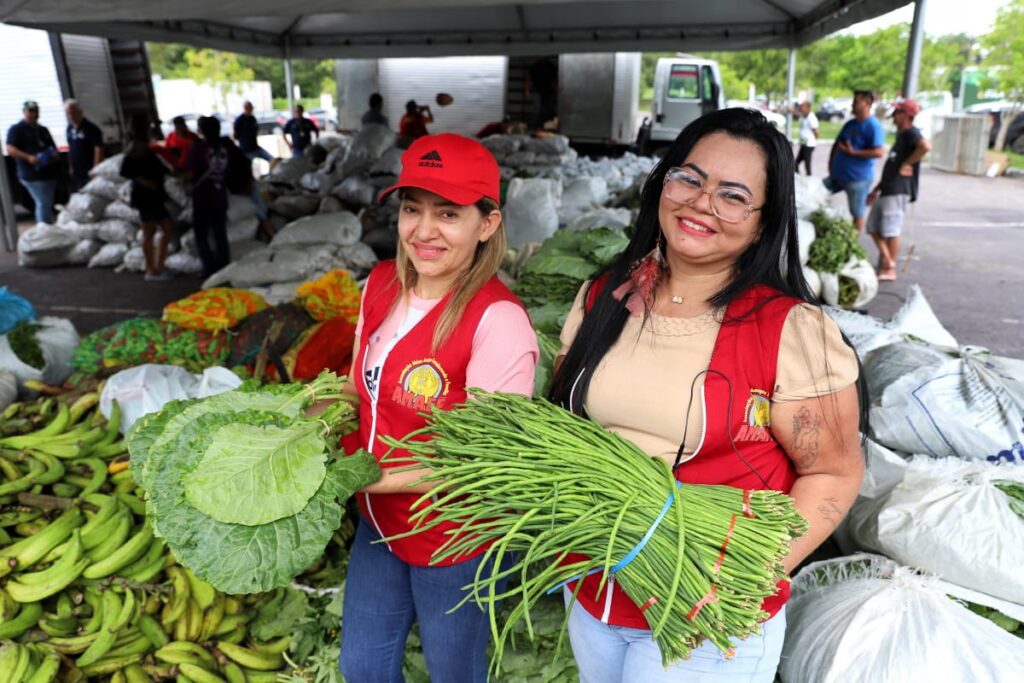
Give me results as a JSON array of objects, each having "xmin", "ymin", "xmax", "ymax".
[{"xmin": 339, "ymin": 133, "xmax": 538, "ymax": 682}]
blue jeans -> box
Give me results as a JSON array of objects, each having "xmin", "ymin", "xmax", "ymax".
[
  {"xmin": 249, "ymin": 183, "xmax": 268, "ymax": 220},
  {"xmin": 291, "ymin": 147, "xmax": 306, "ymax": 159},
  {"xmin": 565, "ymin": 592, "xmax": 787, "ymax": 683},
  {"xmin": 245, "ymin": 148, "xmax": 274, "ymax": 162},
  {"xmin": 19, "ymin": 178, "xmax": 57, "ymax": 224},
  {"xmin": 341, "ymin": 520, "xmax": 505, "ymax": 683},
  {"xmin": 823, "ymin": 176, "xmax": 872, "ymax": 219}
]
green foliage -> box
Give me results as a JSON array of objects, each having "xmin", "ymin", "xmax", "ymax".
[
  {"xmin": 700, "ymin": 50, "xmax": 790, "ymax": 103},
  {"xmin": 981, "ymin": 0, "xmax": 1024, "ymax": 149},
  {"xmin": 7, "ymin": 322, "xmax": 44, "ymax": 370},
  {"xmin": 807, "ymin": 209, "xmax": 867, "ymax": 274},
  {"xmin": 147, "ymin": 42, "xmax": 336, "ymax": 102}
]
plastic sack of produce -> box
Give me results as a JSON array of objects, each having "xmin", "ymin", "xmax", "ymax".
[
  {"xmin": 163, "ymin": 288, "xmax": 268, "ymax": 333},
  {"xmin": 295, "ymin": 269, "xmax": 362, "ymax": 323},
  {"xmin": 558, "ymin": 177, "xmax": 609, "ymax": 226},
  {"xmin": 99, "ymin": 363, "xmax": 242, "ymax": 433},
  {"xmin": 270, "ymin": 211, "xmax": 362, "ymax": 248},
  {"xmin": 318, "ymin": 195, "xmax": 344, "ymax": 214},
  {"xmin": 95, "ymin": 218, "xmax": 137, "ymax": 244},
  {"xmin": 203, "ymin": 244, "xmax": 338, "ymax": 289},
  {"xmin": 332, "ymin": 174, "xmax": 376, "ymax": 207},
  {"xmin": 825, "ymin": 284, "xmax": 957, "ymax": 358},
  {"xmin": 226, "ymin": 193, "xmax": 258, "ymax": 223},
  {"xmin": 369, "ymin": 147, "xmax": 404, "ymax": 176},
  {"xmin": 845, "ymin": 455, "xmax": 1024, "ymax": 604},
  {"xmin": 780, "ymin": 554, "xmax": 1024, "ymax": 683},
  {"xmin": 64, "ymin": 192, "xmax": 111, "ymax": 223},
  {"xmin": 269, "ymin": 193, "xmax": 320, "ymax": 219},
  {"xmin": 66, "ymin": 238, "xmax": 103, "ymax": 266},
  {"xmin": 0, "ymin": 287, "xmax": 35, "ymax": 335},
  {"xmin": 164, "ymin": 251, "xmax": 204, "ymax": 275},
  {"xmin": 793, "ymin": 173, "xmax": 830, "ymax": 219},
  {"xmin": 226, "ymin": 303, "xmax": 314, "ymax": 367},
  {"xmin": 0, "ymin": 317, "xmax": 79, "ymax": 388},
  {"xmin": 341, "ymin": 123, "xmax": 396, "ymax": 176},
  {"xmin": 81, "ymin": 176, "xmax": 122, "ymax": 201},
  {"xmin": 862, "ymin": 340, "xmax": 952, "ymax": 404},
  {"xmin": 802, "ymin": 266, "xmax": 822, "ymax": 298},
  {"xmin": 504, "ymin": 178, "xmax": 561, "ymax": 247},
  {"xmin": 567, "ymin": 207, "xmax": 632, "ymax": 232},
  {"xmin": 870, "ymin": 346, "xmax": 1024, "ymax": 460},
  {"xmin": 119, "ymin": 246, "xmax": 147, "ymax": 273},
  {"xmin": 72, "ymin": 318, "xmax": 232, "ymax": 376},
  {"xmin": 103, "ymin": 200, "xmax": 141, "ymax": 222},
  {"xmin": 819, "ymin": 256, "xmax": 878, "ymax": 309},
  {"xmin": 87, "ymin": 242, "xmax": 130, "ymax": 269},
  {"xmin": 87, "ymin": 152, "xmax": 125, "ymax": 181},
  {"xmin": 54, "ymin": 216, "xmax": 99, "ymax": 241},
  {"xmin": 16, "ymin": 223, "xmax": 78, "ymax": 267},
  {"xmin": 268, "ymin": 155, "xmax": 314, "ymax": 187},
  {"xmin": 0, "ymin": 368, "xmax": 16, "ymax": 412}
]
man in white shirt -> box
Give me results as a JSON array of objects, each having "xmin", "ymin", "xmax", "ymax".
[{"xmin": 796, "ymin": 101, "xmax": 819, "ymax": 175}]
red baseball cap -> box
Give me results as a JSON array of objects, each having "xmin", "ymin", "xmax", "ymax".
[
  {"xmin": 893, "ymin": 99, "xmax": 921, "ymax": 117},
  {"xmin": 378, "ymin": 133, "xmax": 500, "ymax": 206}
]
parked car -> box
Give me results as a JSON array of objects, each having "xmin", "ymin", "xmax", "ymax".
[
  {"xmin": 817, "ymin": 98, "xmax": 852, "ymax": 122},
  {"xmin": 255, "ymin": 111, "xmax": 284, "ymax": 135},
  {"xmin": 726, "ymin": 100, "xmax": 786, "ymax": 132},
  {"xmin": 965, "ymin": 101, "xmax": 1024, "ymax": 153}
]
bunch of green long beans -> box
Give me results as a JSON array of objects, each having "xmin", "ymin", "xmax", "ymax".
[{"xmin": 381, "ymin": 392, "xmax": 808, "ymax": 668}]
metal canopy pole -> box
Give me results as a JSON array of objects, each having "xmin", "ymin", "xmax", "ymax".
[
  {"xmin": 903, "ymin": 0, "xmax": 927, "ymax": 99},
  {"xmin": 284, "ymin": 37, "xmax": 296, "ymax": 112},
  {"xmin": 0, "ymin": 158, "xmax": 17, "ymax": 252},
  {"xmin": 785, "ymin": 48, "xmax": 797, "ymax": 140}
]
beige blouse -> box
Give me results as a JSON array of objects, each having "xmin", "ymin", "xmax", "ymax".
[{"xmin": 558, "ymin": 284, "xmax": 859, "ymax": 461}]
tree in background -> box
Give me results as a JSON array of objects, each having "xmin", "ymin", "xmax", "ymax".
[
  {"xmin": 147, "ymin": 42, "xmax": 336, "ymax": 111},
  {"xmin": 701, "ymin": 50, "xmax": 790, "ymax": 104},
  {"xmin": 980, "ymin": 0, "xmax": 1024, "ymax": 150}
]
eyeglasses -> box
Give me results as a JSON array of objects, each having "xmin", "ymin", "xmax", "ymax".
[{"xmin": 662, "ymin": 167, "xmax": 762, "ymax": 224}]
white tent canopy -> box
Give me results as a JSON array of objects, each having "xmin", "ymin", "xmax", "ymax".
[{"xmin": 1, "ymin": 0, "xmax": 912, "ymax": 59}]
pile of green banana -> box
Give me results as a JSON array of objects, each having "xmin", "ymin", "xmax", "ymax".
[{"xmin": 0, "ymin": 393, "xmax": 299, "ymax": 682}]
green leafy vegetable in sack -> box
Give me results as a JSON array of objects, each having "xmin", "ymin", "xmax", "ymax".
[
  {"xmin": 579, "ymin": 227, "xmax": 631, "ymax": 267},
  {"xmin": 807, "ymin": 210, "xmax": 867, "ymax": 274},
  {"xmin": 7, "ymin": 322, "xmax": 44, "ymax": 369}
]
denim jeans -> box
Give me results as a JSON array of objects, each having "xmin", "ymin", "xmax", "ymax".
[
  {"xmin": 245, "ymin": 147, "xmax": 274, "ymax": 162},
  {"xmin": 565, "ymin": 592, "xmax": 787, "ymax": 683},
  {"xmin": 19, "ymin": 178, "xmax": 57, "ymax": 224},
  {"xmin": 340, "ymin": 520, "xmax": 504, "ymax": 683},
  {"xmin": 249, "ymin": 182, "xmax": 268, "ymax": 221},
  {"xmin": 823, "ymin": 176, "xmax": 872, "ymax": 219}
]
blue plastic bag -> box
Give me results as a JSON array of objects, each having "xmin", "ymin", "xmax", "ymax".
[{"xmin": 0, "ymin": 288, "xmax": 35, "ymax": 335}]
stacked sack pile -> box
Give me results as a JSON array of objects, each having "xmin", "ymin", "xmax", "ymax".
[{"xmin": 776, "ymin": 287, "xmax": 1024, "ymax": 682}]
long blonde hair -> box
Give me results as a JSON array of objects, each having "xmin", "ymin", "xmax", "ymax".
[{"xmin": 394, "ymin": 196, "xmax": 507, "ymax": 351}]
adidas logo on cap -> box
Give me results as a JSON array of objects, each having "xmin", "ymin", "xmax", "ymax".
[{"xmin": 419, "ymin": 150, "xmax": 443, "ymax": 167}]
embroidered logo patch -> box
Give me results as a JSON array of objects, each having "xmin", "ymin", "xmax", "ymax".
[
  {"xmin": 735, "ymin": 389, "xmax": 772, "ymax": 442},
  {"xmin": 392, "ymin": 358, "xmax": 451, "ymax": 410}
]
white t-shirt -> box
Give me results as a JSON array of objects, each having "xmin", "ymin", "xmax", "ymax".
[{"xmin": 799, "ymin": 112, "xmax": 819, "ymax": 147}]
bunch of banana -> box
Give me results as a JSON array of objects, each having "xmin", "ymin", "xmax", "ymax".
[{"xmin": 0, "ymin": 393, "xmax": 124, "ymax": 464}]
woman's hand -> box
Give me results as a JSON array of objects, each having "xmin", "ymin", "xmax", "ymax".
[
  {"xmin": 771, "ymin": 384, "xmax": 864, "ymax": 574},
  {"xmin": 359, "ymin": 466, "xmax": 437, "ymax": 495}
]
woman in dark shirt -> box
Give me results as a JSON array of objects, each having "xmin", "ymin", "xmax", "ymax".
[
  {"xmin": 186, "ymin": 116, "xmax": 232, "ymax": 278},
  {"xmin": 120, "ymin": 114, "xmax": 175, "ymax": 281}
]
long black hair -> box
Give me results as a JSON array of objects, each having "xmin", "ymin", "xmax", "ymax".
[{"xmin": 551, "ymin": 108, "xmax": 867, "ymax": 434}]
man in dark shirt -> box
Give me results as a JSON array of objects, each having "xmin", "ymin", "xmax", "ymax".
[
  {"xmin": 65, "ymin": 99, "xmax": 104, "ymax": 191},
  {"xmin": 234, "ymin": 101, "xmax": 273, "ymax": 162},
  {"xmin": 361, "ymin": 93, "xmax": 389, "ymax": 128},
  {"xmin": 866, "ymin": 99, "xmax": 932, "ymax": 281},
  {"xmin": 6, "ymin": 100, "xmax": 59, "ymax": 224},
  {"xmin": 282, "ymin": 105, "xmax": 319, "ymax": 158}
]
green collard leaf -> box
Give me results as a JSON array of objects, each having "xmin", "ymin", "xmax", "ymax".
[
  {"xmin": 147, "ymin": 410, "xmax": 379, "ymax": 594},
  {"xmin": 527, "ymin": 302, "xmax": 571, "ymax": 336},
  {"xmin": 523, "ymin": 253, "xmax": 598, "ymax": 280},
  {"xmin": 184, "ymin": 422, "xmax": 327, "ymax": 526},
  {"xmin": 578, "ymin": 227, "xmax": 629, "ymax": 266},
  {"xmin": 250, "ymin": 588, "xmax": 309, "ymax": 640},
  {"xmin": 537, "ymin": 229, "xmax": 584, "ymax": 254}
]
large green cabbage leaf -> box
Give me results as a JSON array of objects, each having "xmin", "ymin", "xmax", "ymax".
[
  {"xmin": 184, "ymin": 421, "xmax": 328, "ymax": 526},
  {"xmin": 147, "ymin": 409, "xmax": 379, "ymax": 594}
]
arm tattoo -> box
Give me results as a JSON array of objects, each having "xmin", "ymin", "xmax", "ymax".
[
  {"xmin": 792, "ymin": 407, "xmax": 823, "ymax": 470},
  {"xmin": 816, "ymin": 496, "xmax": 846, "ymax": 531}
]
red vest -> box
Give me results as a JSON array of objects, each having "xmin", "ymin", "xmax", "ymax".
[
  {"xmin": 568, "ymin": 282, "xmax": 800, "ymax": 628},
  {"xmin": 351, "ymin": 260, "xmax": 525, "ymax": 566}
]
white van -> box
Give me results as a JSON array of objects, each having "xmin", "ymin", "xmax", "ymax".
[{"xmin": 640, "ymin": 55, "xmax": 725, "ymax": 153}]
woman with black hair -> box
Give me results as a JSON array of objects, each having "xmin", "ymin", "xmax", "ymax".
[
  {"xmin": 120, "ymin": 113, "xmax": 174, "ymax": 281},
  {"xmin": 550, "ymin": 108, "xmax": 865, "ymax": 682}
]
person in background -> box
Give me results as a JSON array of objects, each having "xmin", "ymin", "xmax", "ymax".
[
  {"xmin": 361, "ymin": 93, "xmax": 389, "ymax": 128},
  {"xmin": 5, "ymin": 100, "xmax": 59, "ymax": 224},
  {"xmin": 165, "ymin": 116, "xmax": 198, "ymax": 171},
  {"xmin": 551, "ymin": 109, "xmax": 864, "ymax": 682},
  {"xmin": 65, "ymin": 99, "xmax": 104, "ymax": 190},
  {"xmin": 282, "ymin": 104, "xmax": 319, "ymax": 158},
  {"xmin": 234, "ymin": 101, "xmax": 274, "ymax": 163},
  {"xmin": 186, "ymin": 116, "xmax": 231, "ymax": 277},
  {"xmin": 795, "ymin": 101, "xmax": 819, "ymax": 176},
  {"xmin": 866, "ymin": 98, "xmax": 931, "ymax": 282},
  {"xmin": 824, "ymin": 90, "xmax": 885, "ymax": 233},
  {"xmin": 338, "ymin": 133, "xmax": 538, "ymax": 683},
  {"xmin": 232, "ymin": 100, "xmax": 275, "ymax": 239},
  {"xmin": 120, "ymin": 113, "xmax": 174, "ymax": 281},
  {"xmin": 398, "ymin": 100, "xmax": 433, "ymax": 145}
]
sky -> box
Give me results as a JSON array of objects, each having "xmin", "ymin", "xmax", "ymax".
[{"xmin": 848, "ymin": 0, "xmax": 1005, "ymax": 37}]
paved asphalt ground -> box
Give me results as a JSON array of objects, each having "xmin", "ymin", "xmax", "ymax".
[{"xmin": 2, "ymin": 141, "xmax": 1022, "ymax": 357}]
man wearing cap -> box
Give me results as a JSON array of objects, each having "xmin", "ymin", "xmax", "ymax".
[
  {"xmin": 65, "ymin": 99, "xmax": 104, "ymax": 191},
  {"xmin": 6, "ymin": 101, "xmax": 60, "ymax": 224},
  {"xmin": 338, "ymin": 133, "xmax": 537, "ymax": 683},
  {"xmin": 824, "ymin": 90, "xmax": 886, "ymax": 234},
  {"xmin": 866, "ymin": 98, "xmax": 931, "ymax": 281}
]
